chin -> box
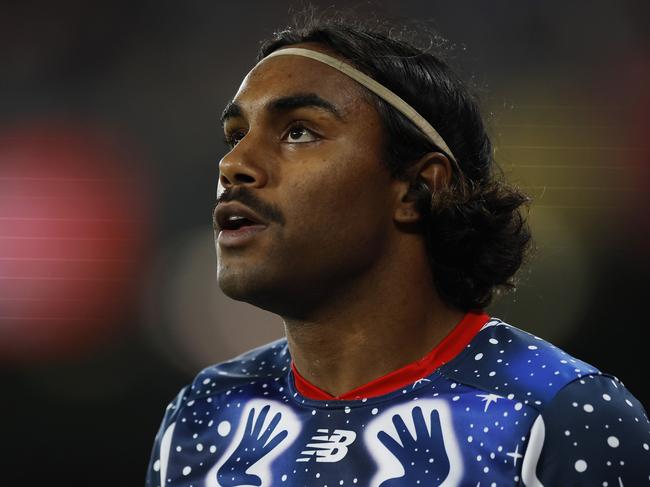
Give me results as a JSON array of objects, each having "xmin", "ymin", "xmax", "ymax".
[
  {"xmin": 217, "ymin": 267, "xmax": 307, "ymax": 317},
  {"xmin": 218, "ymin": 266, "xmax": 272, "ymax": 305},
  {"xmin": 218, "ymin": 267, "xmax": 256, "ymax": 299}
]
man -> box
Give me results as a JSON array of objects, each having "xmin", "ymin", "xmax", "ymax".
[{"xmin": 146, "ymin": 19, "xmax": 649, "ymax": 487}]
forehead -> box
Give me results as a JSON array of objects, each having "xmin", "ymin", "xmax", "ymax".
[{"xmin": 230, "ymin": 48, "xmax": 371, "ymax": 118}]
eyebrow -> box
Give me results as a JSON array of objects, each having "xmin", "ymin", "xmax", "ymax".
[{"xmin": 220, "ymin": 93, "xmax": 343, "ymax": 126}]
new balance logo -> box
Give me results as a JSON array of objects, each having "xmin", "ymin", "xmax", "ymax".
[{"xmin": 296, "ymin": 429, "xmax": 357, "ymax": 463}]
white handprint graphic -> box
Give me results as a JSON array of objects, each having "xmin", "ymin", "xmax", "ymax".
[
  {"xmin": 206, "ymin": 400, "xmax": 301, "ymax": 487},
  {"xmin": 365, "ymin": 400, "xmax": 464, "ymax": 487}
]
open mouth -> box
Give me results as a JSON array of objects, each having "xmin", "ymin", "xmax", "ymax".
[
  {"xmin": 214, "ymin": 202, "xmax": 269, "ymax": 247},
  {"xmin": 221, "ymin": 215, "xmax": 258, "ymax": 231},
  {"xmin": 215, "ymin": 202, "xmax": 266, "ymax": 231}
]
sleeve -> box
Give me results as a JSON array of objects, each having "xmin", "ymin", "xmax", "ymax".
[
  {"xmin": 519, "ymin": 374, "xmax": 650, "ymax": 486},
  {"xmin": 144, "ymin": 386, "xmax": 189, "ymax": 487}
]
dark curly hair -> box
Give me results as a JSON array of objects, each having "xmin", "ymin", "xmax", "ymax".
[{"xmin": 258, "ymin": 15, "xmax": 531, "ymax": 311}]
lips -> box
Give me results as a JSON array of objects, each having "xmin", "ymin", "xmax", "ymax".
[
  {"xmin": 214, "ymin": 202, "xmax": 267, "ymax": 232},
  {"xmin": 214, "ymin": 202, "xmax": 268, "ymax": 247}
]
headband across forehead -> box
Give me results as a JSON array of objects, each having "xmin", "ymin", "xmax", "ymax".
[{"xmin": 260, "ymin": 47, "xmax": 458, "ymax": 165}]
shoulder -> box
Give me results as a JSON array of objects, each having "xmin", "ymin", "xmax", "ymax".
[
  {"xmin": 146, "ymin": 338, "xmax": 291, "ymax": 483},
  {"xmin": 185, "ymin": 337, "xmax": 290, "ymax": 401},
  {"xmin": 439, "ymin": 317, "xmax": 602, "ymax": 410},
  {"xmin": 439, "ymin": 317, "xmax": 650, "ymax": 483},
  {"xmin": 521, "ymin": 372, "xmax": 650, "ymax": 483}
]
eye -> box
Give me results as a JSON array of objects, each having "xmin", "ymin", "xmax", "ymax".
[
  {"xmin": 224, "ymin": 129, "xmax": 246, "ymax": 148},
  {"xmin": 283, "ymin": 124, "xmax": 318, "ymax": 144}
]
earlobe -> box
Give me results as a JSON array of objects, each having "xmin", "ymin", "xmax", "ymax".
[{"xmin": 395, "ymin": 204, "xmax": 421, "ymax": 223}]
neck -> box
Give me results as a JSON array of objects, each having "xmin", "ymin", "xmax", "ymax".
[{"xmin": 283, "ymin": 238, "xmax": 464, "ymax": 398}]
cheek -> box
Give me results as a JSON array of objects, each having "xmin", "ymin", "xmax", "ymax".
[{"xmin": 283, "ymin": 158, "xmax": 392, "ymax": 244}]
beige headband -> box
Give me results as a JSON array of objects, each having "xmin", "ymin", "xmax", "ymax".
[{"xmin": 261, "ymin": 47, "xmax": 458, "ymax": 165}]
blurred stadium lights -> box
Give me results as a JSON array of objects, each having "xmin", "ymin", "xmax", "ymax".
[
  {"xmin": 0, "ymin": 121, "xmax": 153, "ymax": 363},
  {"xmin": 485, "ymin": 81, "xmax": 642, "ymax": 337}
]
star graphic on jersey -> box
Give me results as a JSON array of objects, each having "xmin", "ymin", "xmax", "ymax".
[
  {"xmin": 476, "ymin": 393, "xmax": 502, "ymax": 412},
  {"xmin": 411, "ymin": 378, "xmax": 432, "ymax": 389},
  {"xmin": 506, "ymin": 444, "xmax": 523, "ymax": 466}
]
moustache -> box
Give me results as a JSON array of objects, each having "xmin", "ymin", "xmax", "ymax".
[{"xmin": 213, "ymin": 187, "xmax": 285, "ymax": 227}]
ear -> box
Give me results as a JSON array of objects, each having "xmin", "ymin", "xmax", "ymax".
[{"xmin": 394, "ymin": 152, "xmax": 452, "ymax": 224}]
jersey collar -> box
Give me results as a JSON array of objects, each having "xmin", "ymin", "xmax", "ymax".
[{"xmin": 291, "ymin": 310, "xmax": 490, "ymax": 400}]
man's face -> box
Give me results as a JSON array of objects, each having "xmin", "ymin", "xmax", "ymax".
[{"xmin": 216, "ymin": 44, "xmax": 399, "ymax": 315}]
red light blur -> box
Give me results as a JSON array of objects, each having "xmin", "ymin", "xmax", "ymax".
[{"xmin": 0, "ymin": 121, "xmax": 152, "ymax": 362}]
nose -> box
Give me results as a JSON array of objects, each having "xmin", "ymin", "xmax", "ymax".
[{"xmin": 218, "ymin": 140, "xmax": 268, "ymax": 191}]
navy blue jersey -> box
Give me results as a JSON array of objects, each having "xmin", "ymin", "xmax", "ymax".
[{"xmin": 146, "ymin": 317, "xmax": 650, "ymax": 486}]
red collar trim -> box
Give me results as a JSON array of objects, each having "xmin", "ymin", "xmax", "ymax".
[{"xmin": 291, "ymin": 311, "xmax": 489, "ymax": 401}]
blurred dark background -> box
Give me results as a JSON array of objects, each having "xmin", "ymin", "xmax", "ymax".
[{"xmin": 1, "ymin": 1, "xmax": 648, "ymax": 485}]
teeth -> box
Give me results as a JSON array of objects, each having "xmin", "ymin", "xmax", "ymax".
[{"xmin": 224, "ymin": 214, "xmax": 253, "ymax": 230}]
